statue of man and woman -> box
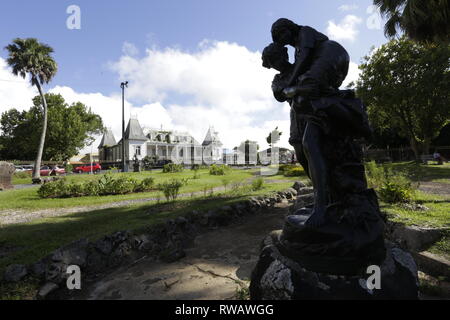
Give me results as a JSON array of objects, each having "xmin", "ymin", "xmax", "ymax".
[{"xmin": 262, "ymin": 18, "xmax": 373, "ymax": 228}]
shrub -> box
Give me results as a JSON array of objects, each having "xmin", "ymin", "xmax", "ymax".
[
  {"xmin": 365, "ymin": 161, "xmax": 385, "ymax": 189},
  {"xmin": 142, "ymin": 155, "xmax": 159, "ymax": 170},
  {"xmin": 192, "ymin": 164, "xmax": 209, "ymax": 170},
  {"xmin": 136, "ymin": 177, "xmax": 155, "ymax": 192},
  {"xmin": 67, "ymin": 183, "xmax": 85, "ymax": 197},
  {"xmin": 64, "ymin": 163, "xmax": 73, "ymax": 173},
  {"xmin": 97, "ymin": 173, "xmax": 116, "ymax": 195},
  {"xmin": 158, "ymin": 179, "xmax": 188, "ymax": 201},
  {"xmin": 221, "ymin": 178, "xmax": 230, "ymax": 191},
  {"xmin": 110, "ymin": 176, "xmax": 138, "ymax": 194},
  {"xmin": 163, "ymin": 163, "xmax": 184, "ymax": 173},
  {"xmin": 365, "ymin": 161, "xmax": 416, "ymax": 204},
  {"xmin": 379, "ymin": 181, "xmax": 414, "ymax": 204},
  {"xmin": 37, "ymin": 179, "xmax": 66, "ymax": 198},
  {"xmin": 378, "ymin": 176, "xmax": 414, "ymax": 203},
  {"xmin": 251, "ymin": 177, "xmax": 264, "ymax": 191},
  {"xmin": 38, "ymin": 174, "xmax": 155, "ymax": 198},
  {"xmin": 209, "ymin": 164, "xmax": 229, "ymax": 176},
  {"xmin": 229, "ymin": 182, "xmax": 243, "ymax": 195},
  {"xmin": 83, "ymin": 180, "xmax": 100, "ymax": 196},
  {"xmin": 284, "ymin": 167, "xmax": 303, "ymax": 177},
  {"xmin": 278, "ymin": 164, "xmax": 297, "ymax": 173}
]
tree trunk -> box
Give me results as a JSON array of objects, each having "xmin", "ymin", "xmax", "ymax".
[
  {"xmin": 409, "ymin": 137, "xmax": 420, "ymax": 162},
  {"xmin": 32, "ymin": 80, "xmax": 48, "ymax": 181},
  {"xmin": 421, "ymin": 137, "xmax": 431, "ymax": 156}
]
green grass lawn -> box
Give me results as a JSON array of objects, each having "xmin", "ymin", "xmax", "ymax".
[
  {"xmin": 382, "ymin": 191, "xmax": 449, "ymax": 228},
  {"xmin": 377, "ymin": 162, "xmax": 450, "ymax": 259},
  {"xmin": 0, "ymin": 166, "xmax": 299, "ymax": 275},
  {"xmin": 387, "ymin": 161, "xmax": 450, "ymax": 183},
  {"xmin": 3, "ymin": 167, "xmax": 306, "ymax": 211},
  {"xmin": 0, "ymin": 180, "xmax": 294, "ymax": 275},
  {"xmin": 376, "ymin": 162, "xmax": 449, "ymax": 229},
  {"xmin": 1, "ymin": 161, "xmax": 448, "ymax": 299}
]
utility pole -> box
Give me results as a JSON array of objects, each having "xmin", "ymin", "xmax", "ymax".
[{"xmin": 120, "ymin": 81, "xmax": 129, "ymax": 172}]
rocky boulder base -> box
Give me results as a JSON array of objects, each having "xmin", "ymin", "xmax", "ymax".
[{"xmin": 250, "ymin": 230, "xmax": 419, "ymax": 300}]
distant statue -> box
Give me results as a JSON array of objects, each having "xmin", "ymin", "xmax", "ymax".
[
  {"xmin": 133, "ymin": 154, "xmax": 141, "ymax": 172},
  {"xmin": 261, "ymin": 18, "xmax": 385, "ymax": 274}
]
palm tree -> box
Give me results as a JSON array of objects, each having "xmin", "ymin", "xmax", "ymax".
[
  {"xmin": 374, "ymin": 0, "xmax": 450, "ymax": 43},
  {"xmin": 5, "ymin": 38, "xmax": 58, "ymax": 181}
]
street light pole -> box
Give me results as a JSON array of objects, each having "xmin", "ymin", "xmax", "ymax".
[{"xmin": 120, "ymin": 81, "xmax": 129, "ymax": 172}]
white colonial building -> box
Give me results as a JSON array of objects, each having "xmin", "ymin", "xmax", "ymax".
[{"xmin": 98, "ymin": 118, "xmax": 223, "ymax": 165}]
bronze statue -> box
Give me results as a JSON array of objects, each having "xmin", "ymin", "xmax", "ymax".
[{"xmin": 261, "ymin": 18, "xmax": 385, "ymax": 274}]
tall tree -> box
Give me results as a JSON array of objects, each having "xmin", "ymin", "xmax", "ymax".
[
  {"xmin": 356, "ymin": 37, "xmax": 450, "ymax": 159},
  {"xmin": 266, "ymin": 127, "xmax": 282, "ymax": 147},
  {"xmin": 5, "ymin": 38, "xmax": 57, "ymax": 181},
  {"xmin": 0, "ymin": 93, "xmax": 104, "ymax": 161},
  {"xmin": 374, "ymin": 0, "xmax": 450, "ymax": 43}
]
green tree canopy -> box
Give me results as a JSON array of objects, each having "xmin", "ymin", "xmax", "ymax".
[
  {"xmin": 266, "ymin": 127, "xmax": 282, "ymax": 147},
  {"xmin": 356, "ymin": 37, "xmax": 450, "ymax": 158},
  {"xmin": 0, "ymin": 93, "xmax": 104, "ymax": 161},
  {"xmin": 374, "ymin": 0, "xmax": 450, "ymax": 43}
]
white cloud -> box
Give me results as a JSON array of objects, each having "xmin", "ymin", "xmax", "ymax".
[
  {"xmin": 109, "ymin": 40, "xmax": 291, "ymax": 150},
  {"xmin": 338, "ymin": 4, "xmax": 358, "ymax": 12},
  {"xmin": 326, "ymin": 15, "xmax": 362, "ymax": 42},
  {"xmin": 0, "ymin": 58, "xmax": 37, "ymax": 115},
  {"xmin": 341, "ymin": 61, "xmax": 360, "ymax": 88},
  {"xmin": 0, "ymin": 41, "xmax": 308, "ymax": 156},
  {"xmin": 122, "ymin": 42, "xmax": 139, "ymax": 56}
]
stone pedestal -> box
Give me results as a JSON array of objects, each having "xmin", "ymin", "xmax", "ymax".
[
  {"xmin": 250, "ymin": 230, "xmax": 419, "ymax": 300},
  {"xmin": 0, "ymin": 162, "xmax": 15, "ymax": 190}
]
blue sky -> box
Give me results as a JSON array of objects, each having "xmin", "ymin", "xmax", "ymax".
[{"xmin": 0, "ymin": 0, "xmax": 389, "ymax": 150}]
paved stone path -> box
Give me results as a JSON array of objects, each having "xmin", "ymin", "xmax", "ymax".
[
  {"xmin": 73, "ymin": 202, "xmax": 290, "ymax": 300},
  {"xmin": 418, "ymin": 182, "xmax": 450, "ymax": 196}
]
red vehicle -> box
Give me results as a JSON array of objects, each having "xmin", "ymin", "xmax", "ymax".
[
  {"xmin": 40, "ymin": 165, "xmax": 66, "ymax": 176},
  {"xmin": 73, "ymin": 163, "xmax": 101, "ymax": 174}
]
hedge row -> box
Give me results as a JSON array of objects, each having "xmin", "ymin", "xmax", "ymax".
[{"xmin": 38, "ymin": 174, "xmax": 155, "ymax": 198}]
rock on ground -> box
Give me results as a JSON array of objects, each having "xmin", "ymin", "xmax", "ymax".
[{"xmin": 3, "ymin": 264, "xmax": 28, "ymax": 282}]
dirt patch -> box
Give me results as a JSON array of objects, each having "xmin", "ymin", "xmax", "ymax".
[{"xmin": 71, "ymin": 202, "xmax": 290, "ymax": 300}]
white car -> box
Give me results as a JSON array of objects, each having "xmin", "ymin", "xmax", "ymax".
[{"xmin": 21, "ymin": 165, "xmax": 34, "ymax": 171}]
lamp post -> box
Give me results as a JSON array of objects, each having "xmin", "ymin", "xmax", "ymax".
[{"xmin": 120, "ymin": 81, "xmax": 129, "ymax": 172}]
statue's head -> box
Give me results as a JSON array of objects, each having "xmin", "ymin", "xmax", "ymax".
[
  {"xmin": 262, "ymin": 42, "xmax": 291, "ymax": 72},
  {"xmin": 271, "ymin": 18, "xmax": 298, "ymax": 46}
]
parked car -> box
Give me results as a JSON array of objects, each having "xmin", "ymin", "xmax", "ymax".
[
  {"xmin": 40, "ymin": 165, "xmax": 66, "ymax": 176},
  {"xmin": 22, "ymin": 165, "xmax": 34, "ymax": 172},
  {"xmin": 14, "ymin": 165, "xmax": 26, "ymax": 172},
  {"xmin": 53, "ymin": 166, "xmax": 66, "ymax": 175},
  {"xmin": 73, "ymin": 163, "xmax": 101, "ymax": 173}
]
